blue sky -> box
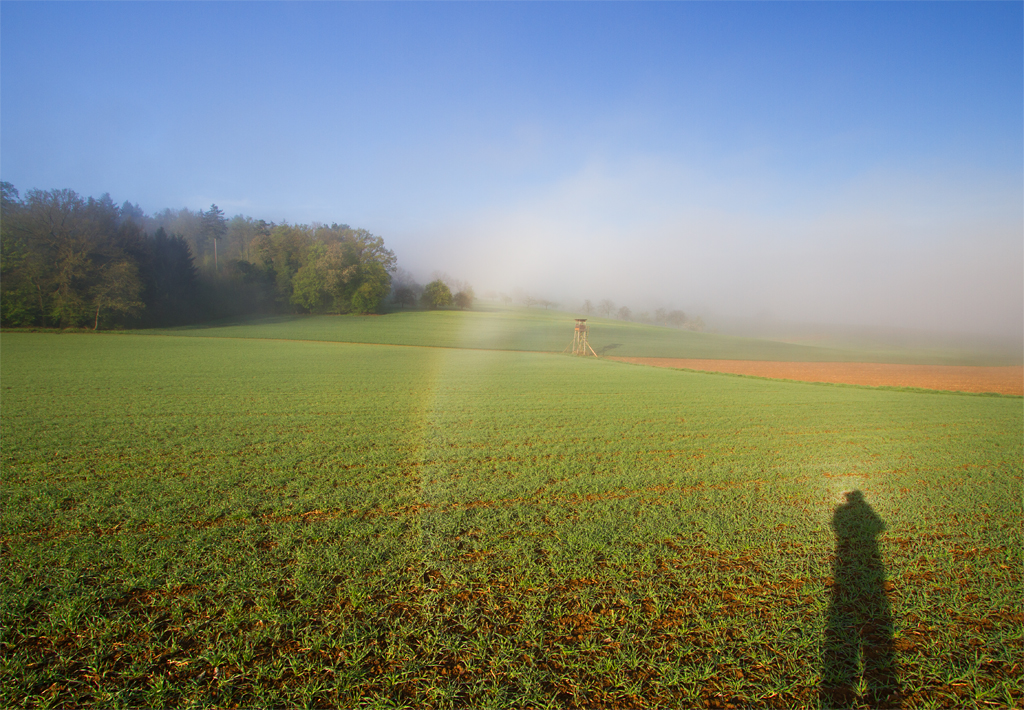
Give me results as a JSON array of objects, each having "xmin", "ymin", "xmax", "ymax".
[{"xmin": 2, "ymin": 2, "xmax": 1021, "ymax": 338}]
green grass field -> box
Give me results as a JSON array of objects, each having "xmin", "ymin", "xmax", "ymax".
[
  {"xmin": 140, "ymin": 306, "xmax": 1022, "ymax": 366},
  {"xmin": 1, "ymin": 316, "xmax": 1021, "ymax": 709}
]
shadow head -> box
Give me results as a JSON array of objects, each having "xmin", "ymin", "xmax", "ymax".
[{"xmin": 843, "ymin": 490, "xmax": 866, "ymax": 504}]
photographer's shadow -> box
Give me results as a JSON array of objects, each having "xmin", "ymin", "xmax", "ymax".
[{"xmin": 820, "ymin": 490, "xmax": 901, "ymax": 709}]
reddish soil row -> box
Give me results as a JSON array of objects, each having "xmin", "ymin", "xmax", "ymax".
[{"xmin": 608, "ymin": 358, "xmax": 1023, "ymax": 396}]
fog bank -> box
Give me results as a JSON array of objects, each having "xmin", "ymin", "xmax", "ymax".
[{"xmin": 389, "ymin": 158, "xmax": 1023, "ymax": 343}]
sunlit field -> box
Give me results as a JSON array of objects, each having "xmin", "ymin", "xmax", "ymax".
[
  {"xmin": 142, "ymin": 308, "xmax": 1022, "ymax": 366},
  {"xmin": 1, "ymin": 327, "xmax": 1021, "ymax": 709}
]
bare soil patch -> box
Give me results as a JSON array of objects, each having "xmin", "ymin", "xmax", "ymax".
[{"xmin": 608, "ymin": 358, "xmax": 1023, "ymax": 396}]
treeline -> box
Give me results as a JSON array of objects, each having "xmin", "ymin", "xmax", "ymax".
[
  {"xmin": 492, "ymin": 290, "xmax": 705, "ymax": 331},
  {"xmin": 0, "ymin": 183, "xmax": 397, "ymax": 329},
  {"xmin": 582, "ymin": 299, "xmax": 705, "ymax": 331},
  {"xmin": 392, "ymin": 271, "xmax": 475, "ymax": 311}
]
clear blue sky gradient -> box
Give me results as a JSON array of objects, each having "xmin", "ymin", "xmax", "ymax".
[{"xmin": 2, "ymin": 2, "xmax": 1021, "ymax": 337}]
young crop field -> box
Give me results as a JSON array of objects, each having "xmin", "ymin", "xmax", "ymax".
[
  {"xmin": 1, "ymin": 331, "xmax": 1021, "ymax": 709},
  {"xmin": 140, "ymin": 308, "xmax": 1022, "ymax": 366}
]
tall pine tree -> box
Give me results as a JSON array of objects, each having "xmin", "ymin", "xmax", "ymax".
[{"xmin": 202, "ymin": 204, "xmax": 227, "ymax": 271}]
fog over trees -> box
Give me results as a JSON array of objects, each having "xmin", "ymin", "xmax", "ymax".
[
  {"xmin": 2, "ymin": 182, "xmax": 711, "ymax": 333},
  {"xmin": 490, "ymin": 288, "xmax": 705, "ymax": 331},
  {"xmin": 1, "ymin": 183, "xmax": 398, "ymax": 329}
]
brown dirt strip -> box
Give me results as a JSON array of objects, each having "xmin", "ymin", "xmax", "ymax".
[{"xmin": 607, "ymin": 358, "xmax": 1023, "ymax": 395}]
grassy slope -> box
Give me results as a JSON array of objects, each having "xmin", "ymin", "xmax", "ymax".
[
  {"xmin": 138, "ymin": 306, "xmax": 1020, "ymax": 366},
  {"xmin": 2, "ymin": 333, "xmax": 1021, "ymax": 708}
]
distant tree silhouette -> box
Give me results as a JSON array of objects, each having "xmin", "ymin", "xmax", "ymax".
[
  {"xmin": 421, "ymin": 279, "xmax": 452, "ymax": 309},
  {"xmin": 393, "ymin": 286, "xmax": 417, "ymax": 308},
  {"xmin": 453, "ymin": 288, "xmax": 474, "ymax": 310}
]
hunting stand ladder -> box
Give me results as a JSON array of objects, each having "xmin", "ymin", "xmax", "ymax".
[{"xmin": 565, "ymin": 318, "xmax": 598, "ymax": 357}]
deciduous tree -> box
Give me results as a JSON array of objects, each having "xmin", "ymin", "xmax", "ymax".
[
  {"xmin": 393, "ymin": 286, "xmax": 417, "ymax": 308},
  {"xmin": 666, "ymin": 310, "xmax": 687, "ymax": 328},
  {"xmin": 290, "ymin": 242, "xmax": 331, "ymax": 312},
  {"xmin": 453, "ymin": 286, "xmax": 475, "ymax": 310},
  {"xmin": 421, "ymin": 279, "xmax": 453, "ymax": 309},
  {"xmin": 92, "ymin": 260, "xmax": 144, "ymax": 329},
  {"xmin": 350, "ymin": 260, "xmax": 391, "ymax": 314}
]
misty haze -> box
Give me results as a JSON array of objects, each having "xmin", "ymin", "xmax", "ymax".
[{"xmin": 1, "ymin": 3, "xmax": 1021, "ymax": 708}]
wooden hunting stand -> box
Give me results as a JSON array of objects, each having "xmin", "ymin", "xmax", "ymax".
[{"xmin": 565, "ymin": 318, "xmax": 598, "ymax": 357}]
